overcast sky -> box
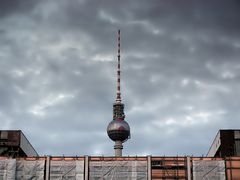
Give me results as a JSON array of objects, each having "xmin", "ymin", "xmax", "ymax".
[{"xmin": 0, "ymin": 0, "xmax": 240, "ymax": 156}]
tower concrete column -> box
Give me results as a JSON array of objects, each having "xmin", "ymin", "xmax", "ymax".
[{"xmin": 114, "ymin": 141, "xmax": 123, "ymax": 157}]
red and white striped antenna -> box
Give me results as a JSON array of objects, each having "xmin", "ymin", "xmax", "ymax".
[{"xmin": 116, "ymin": 29, "xmax": 121, "ymax": 103}]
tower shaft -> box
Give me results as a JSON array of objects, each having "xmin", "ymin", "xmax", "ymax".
[{"xmin": 114, "ymin": 141, "xmax": 123, "ymax": 157}]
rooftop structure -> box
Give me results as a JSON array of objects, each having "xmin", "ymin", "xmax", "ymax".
[
  {"xmin": 207, "ymin": 129, "xmax": 240, "ymax": 157},
  {"xmin": 0, "ymin": 130, "xmax": 38, "ymax": 157},
  {"xmin": 107, "ymin": 30, "xmax": 130, "ymax": 157}
]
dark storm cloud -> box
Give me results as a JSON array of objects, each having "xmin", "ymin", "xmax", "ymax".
[
  {"xmin": 0, "ymin": 0, "xmax": 39, "ymax": 17},
  {"xmin": 0, "ymin": 0, "xmax": 240, "ymax": 156}
]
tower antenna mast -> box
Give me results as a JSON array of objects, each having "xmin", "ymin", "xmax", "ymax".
[{"xmin": 116, "ymin": 29, "xmax": 121, "ymax": 103}]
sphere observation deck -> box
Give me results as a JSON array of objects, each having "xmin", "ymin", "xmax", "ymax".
[{"xmin": 107, "ymin": 119, "xmax": 130, "ymax": 142}]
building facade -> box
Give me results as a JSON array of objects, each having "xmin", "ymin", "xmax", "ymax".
[
  {"xmin": 207, "ymin": 129, "xmax": 240, "ymax": 157},
  {"xmin": 0, "ymin": 130, "xmax": 38, "ymax": 158},
  {"xmin": 0, "ymin": 156, "xmax": 240, "ymax": 179}
]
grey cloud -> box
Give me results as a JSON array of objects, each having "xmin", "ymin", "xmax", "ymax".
[{"xmin": 0, "ymin": 0, "xmax": 39, "ymax": 18}]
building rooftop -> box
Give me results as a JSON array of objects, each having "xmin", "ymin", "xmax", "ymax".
[{"xmin": 0, "ymin": 130, "xmax": 38, "ymax": 157}]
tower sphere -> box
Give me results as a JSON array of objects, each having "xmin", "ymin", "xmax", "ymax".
[{"xmin": 107, "ymin": 119, "xmax": 130, "ymax": 142}]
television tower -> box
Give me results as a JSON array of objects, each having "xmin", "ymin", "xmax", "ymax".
[{"xmin": 107, "ymin": 30, "xmax": 130, "ymax": 157}]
